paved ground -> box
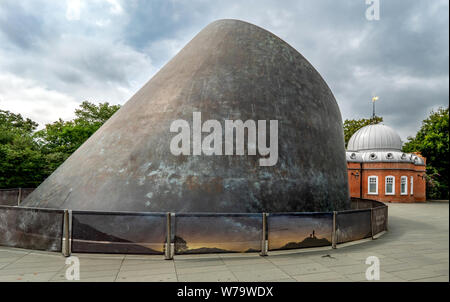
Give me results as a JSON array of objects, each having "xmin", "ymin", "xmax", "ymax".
[{"xmin": 0, "ymin": 202, "xmax": 448, "ymax": 282}]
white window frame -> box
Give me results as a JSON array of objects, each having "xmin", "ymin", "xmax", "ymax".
[
  {"xmin": 385, "ymin": 176, "xmax": 395, "ymax": 195},
  {"xmin": 410, "ymin": 176, "xmax": 414, "ymax": 195},
  {"xmin": 401, "ymin": 176, "xmax": 408, "ymax": 195},
  {"xmin": 368, "ymin": 176, "xmax": 378, "ymax": 195}
]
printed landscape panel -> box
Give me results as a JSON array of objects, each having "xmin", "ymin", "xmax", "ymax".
[
  {"xmin": 372, "ymin": 206, "xmax": 388, "ymax": 235},
  {"xmin": 336, "ymin": 209, "xmax": 372, "ymax": 244},
  {"xmin": 174, "ymin": 214, "xmax": 262, "ymax": 254},
  {"xmin": 268, "ymin": 213, "xmax": 333, "ymax": 251},
  {"xmin": 0, "ymin": 206, "xmax": 64, "ymax": 252},
  {"xmin": 72, "ymin": 212, "xmax": 166, "ymax": 254}
]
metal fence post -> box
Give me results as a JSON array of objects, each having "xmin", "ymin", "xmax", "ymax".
[
  {"xmin": 62, "ymin": 210, "xmax": 71, "ymax": 257},
  {"xmin": 69, "ymin": 210, "xmax": 72, "ymax": 255},
  {"xmin": 165, "ymin": 212, "xmax": 173, "ymax": 260},
  {"xmin": 332, "ymin": 211, "xmax": 337, "ymax": 249},
  {"xmin": 17, "ymin": 188, "xmax": 22, "ymax": 206},
  {"xmin": 370, "ymin": 208, "xmax": 374, "ymax": 239},
  {"xmin": 260, "ymin": 213, "xmax": 268, "ymax": 256},
  {"xmin": 385, "ymin": 206, "xmax": 388, "ymax": 232},
  {"xmin": 170, "ymin": 213, "xmax": 175, "ymax": 258}
]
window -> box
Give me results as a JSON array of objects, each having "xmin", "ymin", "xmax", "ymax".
[
  {"xmin": 401, "ymin": 176, "xmax": 408, "ymax": 195},
  {"xmin": 410, "ymin": 176, "xmax": 414, "ymax": 195},
  {"xmin": 385, "ymin": 176, "xmax": 395, "ymax": 195},
  {"xmin": 368, "ymin": 176, "xmax": 378, "ymax": 194}
]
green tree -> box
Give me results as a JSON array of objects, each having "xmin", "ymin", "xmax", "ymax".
[
  {"xmin": 403, "ymin": 107, "xmax": 449, "ymax": 199},
  {"xmin": 0, "ymin": 110, "xmax": 47, "ymax": 188},
  {"xmin": 343, "ymin": 116, "xmax": 383, "ymax": 147},
  {"xmin": 174, "ymin": 236, "xmax": 188, "ymax": 254},
  {"xmin": 0, "ymin": 110, "xmax": 38, "ymax": 133},
  {"xmin": 36, "ymin": 101, "xmax": 120, "ymax": 157},
  {"xmin": 74, "ymin": 101, "xmax": 121, "ymax": 124},
  {"xmin": 0, "ymin": 101, "xmax": 120, "ymax": 188}
]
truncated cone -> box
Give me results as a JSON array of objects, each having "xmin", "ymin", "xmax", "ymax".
[{"xmin": 23, "ymin": 19, "xmax": 349, "ymax": 212}]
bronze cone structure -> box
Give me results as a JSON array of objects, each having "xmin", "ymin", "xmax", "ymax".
[{"xmin": 23, "ymin": 19, "xmax": 349, "ymax": 212}]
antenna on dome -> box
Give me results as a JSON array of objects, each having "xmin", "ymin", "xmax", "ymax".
[{"xmin": 371, "ymin": 96, "xmax": 379, "ymax": 123}]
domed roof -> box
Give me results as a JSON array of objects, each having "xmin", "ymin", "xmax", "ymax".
[
  {"xmin": 347, "ymin": 123, "xmax": 402, "ymax": 152},
  {"xmin": 346, "ymin": 150, "xmax": 425, "ymax": 165}
]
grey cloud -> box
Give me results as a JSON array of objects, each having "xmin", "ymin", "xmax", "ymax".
[
  {"xmin": 0, "ymin": 1, "xmax": 49, "ymax": 50},
  {"xmin": 0, "ymin": 0, "xmax": 447, "ymax": 141},
  {"xmin": 121, "ymin": 0, "xmax": 214, "ymax": 50}
]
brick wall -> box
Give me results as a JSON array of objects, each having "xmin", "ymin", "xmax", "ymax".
[{"xmin": 347, "ymin": 161, "xmax": 426, "ymax": 202}]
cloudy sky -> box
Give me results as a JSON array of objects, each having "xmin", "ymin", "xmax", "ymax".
[{"xmin": 0, "ymin": 0, "xmax": 448, "ymax": 140}]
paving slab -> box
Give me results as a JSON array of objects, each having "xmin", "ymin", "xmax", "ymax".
[
  {"xmin": 0, "ymin": 272, "xmax": 57, "ymax": 282},
  {"xmin": 117, "ymin": 273, "xmax": 178, "ymax": 282},
  {"xmin": 390, "ymin": 268, "xmax": 446, "ymax": 281},
  {"xmin": 292, "ymin": 271, "xmax": 348, "ymax": 282},
  {"xmin": 412, "ymin": 275, "xmax": 449, "ymax": 282},
  {"xmin": 175, "ymin": 264, "xmax": 229, "ymax": 275},
  {"xmin": 226, "ymin": 262, "xmax": 278, "ymax": 272},
  {"xmin": 278, "ymin": 262, "xmax": 331, "ymax": 276},
  {"xmin": 178, "ymin": 270, "xmax": 237, "ymax": 282},
  {"xmin": 232, "ymin": 267, "xmax": 291, "ymax": 282},
  {"xmin": 345, "ymin": 271, "xmax": 407, "ymax": 282}
]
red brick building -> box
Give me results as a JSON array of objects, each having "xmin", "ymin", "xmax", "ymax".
[{"xmin": 346, "ymin": 123, "xmax": 426, "ymax": 202}]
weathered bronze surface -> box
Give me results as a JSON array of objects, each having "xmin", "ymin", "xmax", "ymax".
[
  {"xmin": 23, "ymin": 19, "xmax": 349, "ymax": 212},
  {"xmin": 0, "ymin": 206, "xmax": 63, "ymax": 251},
  {"xmin": 336, "ymin": 210, "xmax": 372, "ymax": 243}
]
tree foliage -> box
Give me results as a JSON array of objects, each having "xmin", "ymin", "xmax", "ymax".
[
  {"xmin": 343, "ymin": 116, "xmax": 383, "ymax": 147},
  {"xmin": 0, "ymin": 110, "xmax": 47, "ymax": 187},
  {"xmin": 35, "ymin": 101, "xmax": 121, "ymax": 156},
  {"xmin": 403, "ymin": 107, "xmax": 449, "ymax": 199},
  {"xmin": 0, "ymin": 102, "xmax": 120, "ymax": 188}
]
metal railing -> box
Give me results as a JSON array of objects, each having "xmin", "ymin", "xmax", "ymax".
[
  {"xmin": 0, "ymin": 188, "xmax": 35, "ymax": 206},
  {"xmin": 0, "ymin": 199, "xmax": 388, "ymax": 259}
]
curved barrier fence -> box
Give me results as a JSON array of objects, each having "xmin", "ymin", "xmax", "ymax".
[{"xmin": 0, "ymin": 198, "xmax": 388, "ymax": 258}]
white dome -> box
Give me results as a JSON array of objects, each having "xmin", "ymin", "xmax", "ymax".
[
  {"xmin": 346, "ymin": 150, "xmax": 425, "ymax": 166},
  {"xmin": 347, "ymin": 123, "xmax": 402, "ymax": 152}
]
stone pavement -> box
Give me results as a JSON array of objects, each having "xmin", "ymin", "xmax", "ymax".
[{"xmin": 0, "ymin": 202, "xmax": 448, "ymax": 282}]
